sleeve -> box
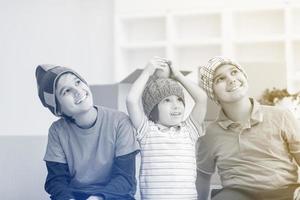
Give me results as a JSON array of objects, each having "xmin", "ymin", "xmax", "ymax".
[
  {"xmin": 281, "ymin": 109, "xmax": 300, "ymax": 154},
  {"xmin": 45, "ymin": 161, "xmax": 75, "ymax": 200},
  {"xmin": 115, "ymin": 114, "xmax": 140, "ymax": 157},
  {"xmin": 185, "ymin": 116, "xmax": 205, "ymax": 142},
  {"xmin": 92, "ymin": 151, "xmax": 139, "ymax": 199},
  {"xmin": 44, "ymin": 124, "xmax": 67, "ymax": 163},
  {"xmin": 196, "ymin": 135, "xmax": 216, "ymax": 175},
  {"xmin": 136, "ymin": 115, "xmax": 150, "ymax": 141}
]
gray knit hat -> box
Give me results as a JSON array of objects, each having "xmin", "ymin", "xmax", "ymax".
[
  {"xmin": 142, "ymin": 76, "xmax": 185, "ymax": 117},
  {"xmin": 35, "ymin": 64, "xmax": 87, "ymax": 116},
  {"xmin": 199, "ymin": 56, "xmax": 247, "ymax": 104}
]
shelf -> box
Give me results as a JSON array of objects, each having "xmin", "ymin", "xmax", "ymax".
[
  {"xmin": 238, "ymin": 61, "xmax": 287, "ymax": 97},
  {"xmin": 233, "ymin": 9, "xmax": 284, "ymax": 38},
  {"xmin": 234, "ymin": 42, "xmax": 285, "ymax": 63},
  {"xmin": 119, "ymin": 16, "xmax": 166, "ymax": 43},
  {"xmin": 114, "ymin": 3, "xmax": 298, "ymax": 100},
  {"xmin": 121, "ymin": 47, "xmax": 166, "ymax": 73},
  {"xmin": 173, "ymin": 38, "xmax": 222, "ymax": 46},
  {"xmin": 287, "ymin": 73, "xmax": 300, "ymax": 94},
  {"xmin": 172, "ymin": 12, "xmax": 221, "ymax": 41},
  {"xmin": 173, "ymin": 44, "xmax": 222, "ymax": 71},
  {"xmin": 120, "ymin": 41, "xmax": 166, "ymax": 49},
  {"xmin": 233, "ymin": 36, "xmax": 285, "ymax": 44},
  {"xmin": 292, "ymin": 41, "xmax": 300, "ymax": 70},
  {"xmin": 291, "ymin": 8, "xmax": 300, "ymax": 36},
  {"xmin": 291, "ymin": 36, "xmax": 300, "ymax": 41}
]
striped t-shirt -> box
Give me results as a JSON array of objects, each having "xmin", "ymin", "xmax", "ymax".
[{"xmin": 137, "ymin": 117, "xmax": 202, "ymax": 200}]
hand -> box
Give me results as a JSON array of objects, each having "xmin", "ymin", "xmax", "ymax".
[
  {"xmin": 294, "ymin": 187, "xmax": 300, "ymax": 200},
  {"xmin": 146, "ymin": 56, "xmax": 171, "ymax": 78},
  {"xmin": 86, "ymin": 195, "xmax": 104, "ymax": 200}
]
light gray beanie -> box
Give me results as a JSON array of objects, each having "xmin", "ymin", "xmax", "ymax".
[{"xmin": 142, "ymin": 76, "xmax": 185, "ymax": 117}]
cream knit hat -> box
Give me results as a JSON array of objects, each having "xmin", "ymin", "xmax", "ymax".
[{"xmin": 199, "ymin": 56, "xmax": 247, "ymax": 104}]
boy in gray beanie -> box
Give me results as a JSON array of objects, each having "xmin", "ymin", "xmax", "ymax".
[
  {"xmin": 126, "ymin": 57, "xmax": 207, "ymax": 200},
  {"xmin": 197, "ymin": 56, "xmax": 300, "ymax": 200},
  {"xmin": 36, "ymin": 64, "xmax": 140, "ymax": 200}
]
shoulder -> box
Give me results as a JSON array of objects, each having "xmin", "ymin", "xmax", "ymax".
[
  {"xmin": 261, "ymin": 104, "xmax": 284, "ymax": 112},
  {"xmin": 200, "ymin": 121, "xmax": 222, "ymax": 142},
  {"xmin": 49, "ymin": 118, "xmax": 69, "ymax": 134},
  {"xmin": 205, "ymin": 121, "xmax": 221, "ymax": 133},
  {"xmin": 261, "ymin": 104, "xmax": 290, "ymax": 119},
  {"xmin": 98, "ymin": 106, "xmax": 129, "ymax": 121}
]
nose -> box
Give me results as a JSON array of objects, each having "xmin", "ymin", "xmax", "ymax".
[
  {"xmin": 73, "ymin": 88, "xmax": 84, "ymax": 98},
  {"xmin": 172, "ymin": 100, "xmax": 181, "ymax": 109},
  {"xmin": 228, "ymin": 76, "xmax": 236, "ymax": 85}
]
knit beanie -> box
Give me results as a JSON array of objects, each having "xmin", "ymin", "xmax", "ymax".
[
  {"xmin": 35, "ymin": 64, "xmax": 87, "ymax": 116},
  {"xmin": 199, "ymin": 56, "xmax": 247, "ymax": 104},
  {"xmin": 142, "ymin": 76, "xmax": 185, "ymax": 117}
]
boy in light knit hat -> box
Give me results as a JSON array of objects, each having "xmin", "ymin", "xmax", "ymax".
[
  {"xmin": 197, "ymin": 56, "xmax": 300, "ymax": 200},
  {"xmin": 36, "ymin": 65, "xmax": 140, "ymax": 200},
  {"xmin": 126, "ymin": 57, "xmax": 207, "ymax": 200}
]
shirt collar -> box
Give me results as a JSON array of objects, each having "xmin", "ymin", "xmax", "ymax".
[
  {"xmin": 217, "ymin": 98, "xmax": 263, "ymax": 131},
  {"xmin": 156, "ymin": 122, "xmax": 184, "ymax": 132}
]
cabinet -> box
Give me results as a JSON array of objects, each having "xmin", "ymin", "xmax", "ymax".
[{"xmin": 114, "ymin": 1, "xmax": 300, "ymax": 97}]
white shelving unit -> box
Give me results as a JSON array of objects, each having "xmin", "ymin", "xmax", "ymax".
[{"xmin": 114, "ymin": 1, "xmax": 300, "ymax": 97}]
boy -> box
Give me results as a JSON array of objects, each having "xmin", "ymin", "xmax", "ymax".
[
  {"xmin": 126, "ymin": 57, "xmax": 207, "ymax": 199},
  {"xmin": 35, "ymin": 65, "xmax": 140, "ymax": 200},
  {"xmin": 197, "ymin": 56, "xmax": 300, "ymax": 200}
]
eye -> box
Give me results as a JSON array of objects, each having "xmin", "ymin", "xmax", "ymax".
[
  {"xmin": 164, "ymin": 98, "xmax": 170, "ymax": 103},
  {"xmin": 75, "ymin": 79, "xmax": 81, "ymax": 86},
  {"xmin": 231, "ymin": 69, "xmax": 238, "ymax": 75},
  {"xmin": 177, "ymin": 97, "xmax": 183, "ymax": 102},
  {"xmin": 63, "ymin": 89, "xmax": 70, "ymax": 96},
  {"xmin": 215, "ymin": 76, "xmax": 225, "ymax": 84}
]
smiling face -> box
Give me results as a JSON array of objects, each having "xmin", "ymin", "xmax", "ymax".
[
  {"xmin": 55, "ymin": 73, "xmax": 93, "ymax": 118},
  {"xmin": 156, "ymin": 95, "xmax": 185, "ymax": 127},
  {"xmin": 213, "ymin": 64, "xmax": 248, "ymax": 104}
]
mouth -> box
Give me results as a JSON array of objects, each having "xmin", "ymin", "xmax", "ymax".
[
  {"xmin": 228, "ymin": 83, "xmax": 242, "ymax": 92},
  {"xmin": 170, "ymin": 112, "xmax": 182, "ymax": 117},
  {"xmin": 75, "ymin": 92, "xmax": 88, "ymax": 104}
]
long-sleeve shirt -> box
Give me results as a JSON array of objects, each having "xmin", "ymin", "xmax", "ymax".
[
  {"xmin": 44, "ymin": 106, "xmax": 140, "ymax": 200},
  {"xmin": 45, "ymin": 151, "xmax": 139, "ymax": 200}
]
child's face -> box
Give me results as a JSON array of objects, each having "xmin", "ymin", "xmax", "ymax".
[
  {"xmin": 213, "ymin": 64, "xmax": 248, "ymax": 104},
  {"xmin": 157, "ymin": 95, "xmax": 184, "ymax": 127},
  {"xmin": 55, "ymin": 73, "xmax": 93, "ymax": 118}
]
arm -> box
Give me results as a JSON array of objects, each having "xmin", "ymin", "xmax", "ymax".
[
  {"xmin": 169, "ymin": 64, "xmax": 207, "ymax": 131},
  {"xmin": 281, "ymin": 109, "xmax": 300, "ymax": 165},
  {"xmin": 196, "ymin": 170, "xmax": 212, "ymax": 200},
  {"xmin": 126, "ymin": 57, "xmax": 170, "ymax": 129},
  {"xmin": 45, "ymin": 161, "xmax": 75, "ymax": 200},
  {"xmin": 92, "ymin": 151, "xmax": 139, "ymax": 199}
]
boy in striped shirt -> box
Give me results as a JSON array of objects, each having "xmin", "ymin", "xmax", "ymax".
[{"xmin": 126, "ymin": 57, "xmax": 207, "ymax": 199}]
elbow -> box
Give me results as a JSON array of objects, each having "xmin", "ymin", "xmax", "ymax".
[
  {"xmin": 44, "ymin": 179, "xmax": 53, "ymax": 196},
  {"xmin": 126, "ymin": 95, "xmax": 138, "ymax": 108}
]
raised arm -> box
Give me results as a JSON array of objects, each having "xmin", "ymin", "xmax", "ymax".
[
  {"xmin": 169, "ymin": 64, "xmax": 207, "ymax": 130},
  {"xmin": 126, "ymin": 57, "xmax": 170, "ymax": 129}
]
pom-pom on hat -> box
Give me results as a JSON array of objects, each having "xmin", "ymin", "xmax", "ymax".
[
  {"xmin": 199, "ymin": 56, "xmax": 247, "ymax": 104},
  {"xmin": 142, "ymin": 76, "xmax": 185, "ymax": 117},
  {"xmin": 35, "ymin": 64, "xmax": 87, "ymax": 116}
]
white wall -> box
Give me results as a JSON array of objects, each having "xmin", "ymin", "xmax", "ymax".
[{"xmin": 0, "ymin": 0, "xmax": 114, "ymax": 135}]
